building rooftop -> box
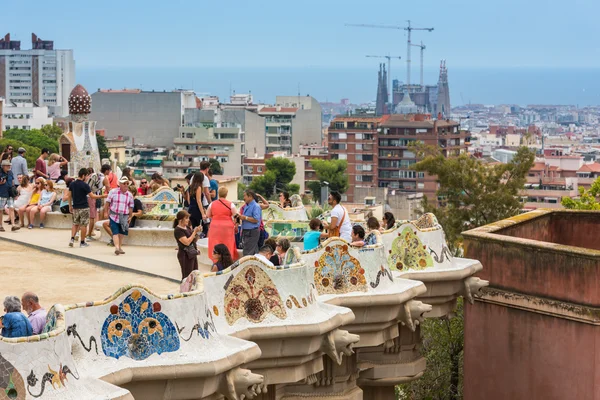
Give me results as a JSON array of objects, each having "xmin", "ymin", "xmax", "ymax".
[
  {"xmin": 258, "ymin": 107, "xmax": 298, "ymax": 114},
  {"xmin": 578, "ymin": 163, "xmax": 600, "ymax": 173},
  {"xmin": 381, "ymin": 115, "xmax": 459, "ymax": 128}
]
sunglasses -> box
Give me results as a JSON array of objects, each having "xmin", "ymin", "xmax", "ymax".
[{"xmin": 141, "ymin": 181, "xmax": 147, "ymax": 184}]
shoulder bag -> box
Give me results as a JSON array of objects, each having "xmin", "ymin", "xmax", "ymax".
[{"xmin": 328, "ymin": 208, "xmax": 346, "ymax": 238}]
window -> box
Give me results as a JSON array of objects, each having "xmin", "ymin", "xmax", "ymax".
[
  {"xmin": 248, "ymin": 166, "xmax": 254, "ymax": 173},
  {"xmin": 334, "ymin": 122, "xmax": 345, "ymax": 129},
  {"xmin": 361, "ymin": 175, "xmax": 373, "ymax": 182},
  {"xmin": 339, "ymin": 133, "xmax": 347, "ymax": 140},
  {"xmin": 355, "ymin": 133, "xmax": 363, "ymax": 140},
  {"xmin": 339, "ymin": 154, "xmax": 347, "ymax": 160},
  {"xmin": 257, "ymin": 166, "xmax": 263, "ymax": 172},
  {"xmin": 330, "ymin": 143, "xmax": 347, "ymax": 150},
  {"xmin": 417, "ymin": 183, "xmax": 425, "ymax": 189},
  {"xmin": 363, "ymin": 154, "xmax": 373, "ymax": 161},
  {"xmin": 356, "ymin": 144, "xmax": 362, "ymax": 150}
]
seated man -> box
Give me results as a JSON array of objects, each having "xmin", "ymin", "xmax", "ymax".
[
  {"xmin": 254, "ymin": 245, "xmax": 275, "ymax": 267},
  {"xmin": 21, "ymin": 292, "xmax": 47, "ymax": 335},
  {"xmin": 102, "ymin": 186, "xmax": 144, "ymax": 247},
  {"xmin": 350, "ymin": 225, "xmax": 366, "ymax": 248},
  {"xmin": 0, "ymin": 296, "xmax": 32, "ymax": 338}
]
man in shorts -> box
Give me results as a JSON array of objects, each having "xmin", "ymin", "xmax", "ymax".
[
  {"xmin": 105, "ymin": 177, "xmax": 134, "ymax": 255},
  {"xmin": 68, "ymin": 168, "xmax": 106, "ymax": 248}
]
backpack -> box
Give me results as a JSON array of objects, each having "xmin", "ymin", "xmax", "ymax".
[{"xmin": 88, "ymin": 173, "xmax": 102, "ymax": 194}]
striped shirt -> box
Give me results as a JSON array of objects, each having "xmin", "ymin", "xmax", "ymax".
[{"xmin": 106, "ymin": 188, "xmax": 134, "ymax": 223}]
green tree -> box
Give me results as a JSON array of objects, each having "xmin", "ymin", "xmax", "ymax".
[
  {"xmin": 265, "ymin": 157, "xmax": 296, "ymax": 193},
  {"xmin": 249, "ymin": 171, "xmax": 277, "ymax": 198},
  {"xmin": 398, "ymin": 146, "xmax": 534, "ymax": 400},
  {"xmin": 237, "ymin": 182, "xmax": 247, "ymax": 200},
  {"xmin": 309, "ymin": 159, "xmax": 349, "ymax": 194},
  {"xmin": 562, "ymin": 176, "xmax": 600, "ymax": 210},
  {"xmin": 398, "ymin": 299, "xmax": 465, "ymax": 400},
  {"xmin": 40, "ymin": 124, "xmax": 64, "ymax": 141},
  {"xmin": 96, "ymin": 135, "xmax": 111, "ymax": 160},
  {"xmin": 209, "ymin": 158, "xmax": 224, "ymax": 175},
  {"xmin": 0, "ymin": 139, "xmax": 40, "ymax": 168},
  {"xmin": 413, "ymin": 146, "xmax": 535, "ymax": 253},
  {"xmin": 286, "ymin": 183, "xmax": 300, "ymax": 195},
  {"xmin": 4, "ymin": 129, "xmax": 59, "ymax": 154}
]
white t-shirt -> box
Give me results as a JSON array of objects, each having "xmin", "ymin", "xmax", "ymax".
[
  {"xmin": 331, "ymin": 204, "xmax": 352, "ymax": 242},
  {"xmin": 255, "ymin": 253, "xmax": 274, "ymax": 267},
  {"xmin": 202, "ymin": 175, "xmax": 210, "ymax": 207}
]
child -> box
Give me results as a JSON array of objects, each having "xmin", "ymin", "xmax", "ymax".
[
  {"xmin": 350, "ymin": 225, "xmax": 366, "ymax": 247},
  {"xmin": 303, "ymin": 218, "xmax": 327, "ymax": 251},
  {"xmin": 212, "ymin": 244, "xmax": 234, "ymax": 272}
]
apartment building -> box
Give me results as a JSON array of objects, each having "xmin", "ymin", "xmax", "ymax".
[
  {"xmin": 258, "ymin": 95, "xmax": 322, "ymax": 154},
  {"xmin": 327, "ymin": 114, "xmax": 469, "ymax": 202},
  {"xmin": 0, "ymin": 33, "xmax": 75, "ymax": 117},
  {"xmin": 2, "ymin": 102, "xmax": 52, "ymax": 131},
  {"xmin": 379, "ymin": 115, "xmax": 468, "ymax": 199},
  {"xmin": 327, "ymin": 116, "xmax": 380, "ymax": 202}
]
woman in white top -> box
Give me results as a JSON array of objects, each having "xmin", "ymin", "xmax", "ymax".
[
  {"xmin": 12, "ymin": 176, "xmax": 33, "ymax": 210},
  {"xmin": 28, "ymin": 180, "xmax": 56, "ymax": 229},
  {"xmin": 324, "ymin": 191, "xmax": 352, "ymax": 242}
]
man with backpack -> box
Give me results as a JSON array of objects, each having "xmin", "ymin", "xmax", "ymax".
[
  {"xmin": 68, "ymin": 168, "xmax": 106, "ymax": 248},
  {"xmin": 0, "ymin": 160, "xmax": 20, "ymax": 232}
]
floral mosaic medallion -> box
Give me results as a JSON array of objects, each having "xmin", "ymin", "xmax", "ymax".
[
  {"xmin": 101, "ymin": 290, "xmax": 180, "ymax": 360},
  {"xmin": 388, "ymin": 227, "xmax": 434, "ymax": 271},
  {"xmin": 224, "ymin": 266, "xmax": 287, "ymax": 325},
  {"xmin": 314, "ymin": 244, "xmax": 367, "ymax": 295},
  {"xmin": 0, "ymin": 354, "xmax": 25, "ymax": 400}
]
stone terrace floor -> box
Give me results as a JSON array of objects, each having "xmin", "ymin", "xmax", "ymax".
[{"xmin": 0, "ymin": 228, "xmax": 212, "ymax": 304}]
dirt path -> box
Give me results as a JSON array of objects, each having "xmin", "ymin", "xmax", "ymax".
[{"xmin": 0, "ymin": 241, "xmax": 179, "ymax": 307}]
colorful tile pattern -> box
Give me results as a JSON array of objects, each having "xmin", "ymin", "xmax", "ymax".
[
  {"xmin": 224, "ymin": 265, "xmax": 287, "ymax": 325},
  {"xmin": 26, "ymin": 364, "xmax": 79, "ymax": 398},
  {"xmin": 101, "ymin": 290, "xmax": 180, "ymax": 360},
  {"xmin": 314, "ymin": 244, "xmax": 367, "ymax": 295},
  {"xmin": 388, "ymin": 227, "xmax": 434, "ymax": 271},
  {"xmin": 0, "ymin": 353, "xmax": 25, "ymax": 400}
]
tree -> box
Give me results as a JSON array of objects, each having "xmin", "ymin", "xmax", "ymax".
[
  {"xmin": 413, "ymin": 146, "xmax": 535, "ymax": 253},
  {"xmin": 0, "ymin": 139, "xmax": 40, "ymax": 168},
  {"xmin": 3, "ymin": 129, "xmax": 59, "ymax": 154},
  {"xmin": 398, "ymin": 299, "xmax": 465, "ymax": 400},
  {"xmin": 287, "ymin": 183, "xmax": 300, "ymax": 195},
  {"xmin": 398, "ymin": 146, "xmax": 534, "ymax": 400},
  {"xmin": 40, "ymin": 124, "xmax": 64, "ymax": 141},
  {"xmin": 249, "ymin": 171, "xmax": 277, "ymax": 198},
  {"xmin": 237, "ymin": 182, "xmax": 247, "ymax": 201},
  {"xmin": 309, "ymin": 159, "xmax": 349, "ymax": 194},
  {"xmin": 562, "ymin": 177, "xmax": 600, "ymax": 210},
  {"xmin": 209, "ymin": 158, "xmax": 224, "ymax": 175},
  {"xmin": 265, "ymin": 157, "xmax": 296, "ymax": 193},
  {"xmin": 96, "ymin": 135, "xmax": 111, "ymax": 160}
]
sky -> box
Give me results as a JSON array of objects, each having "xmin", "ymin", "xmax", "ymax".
[{"xmin": 2, "ymin": 0, "xmax": 600, "ymax": 69}]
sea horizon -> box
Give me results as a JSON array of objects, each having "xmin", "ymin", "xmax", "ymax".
[{"xmin": 77, "ymin": 66, "xmax": 600, "ymax": 107}]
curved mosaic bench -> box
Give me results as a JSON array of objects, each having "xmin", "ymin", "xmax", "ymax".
[
  {"xmin": 276, "ymin": 238, "xmax": 432, "ymax": 399},
  {"xmin": 263, "ymin": 201, "xmax": 309, "ymax": 222},
  {"xmin": 94, "ymin": 219, "xmax": 176, "ymax": 247},
  {"xmin": 61, "ymin": 285, "xmax": 263, "ymax": 400},
  {"xmin": 200, "ymin": 255, "xmax": 359, "ymax": 387},
  {"xmin": 0, "ymin": 304, "xmax": 131, "ymax": 400},
  {"xmin": 380, "ymin": 213, "xmax": 489, "ymax": 318},
  {"xmin": 137, "ymin": 187, "xmax": 182, "ymax": 221}
]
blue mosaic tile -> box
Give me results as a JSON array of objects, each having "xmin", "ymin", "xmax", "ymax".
[{"xmin": 101, "ymin": 290, "xmax": 180, "ymax": 360}]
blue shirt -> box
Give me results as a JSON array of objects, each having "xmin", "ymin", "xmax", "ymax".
[
  {"xmin": 242, "ymin": 200, "xmax": 261, "ymax": 230},
  {"xmin": 0, "ymin": 170, "xmax": 14, "ymax": 198},
  {"xmin": 1, "ymin": 312, "xmax": 33, "ymax": 338},
  {"xmin": 210, "ymin": 179, "xmax": 218, "ymax": 200},
  {"xmin": 304, "ymin": 230, "xmax": 322, "ymax": 251}
]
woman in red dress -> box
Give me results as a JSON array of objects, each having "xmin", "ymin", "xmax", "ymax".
[{"xmin": 206, "ymin": 186, "xmax": 239, "ymax": 262}]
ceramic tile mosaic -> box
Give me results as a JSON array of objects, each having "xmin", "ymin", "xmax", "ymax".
[
  {"xmin": 224, "ymin": 265, "xmax": 288, "ymax": 325},
  {"xmin": 313, "ymin": 244, "xmax": 367, "ymax": 295},
  {"xmin": 101, "ymin": 290, "xmax": 180, "ymax": 360},
  {"xmin": 388, "ymin": 227, "xmax": 434, "ymax": 271},
  {"xmin": 263, "ymin": 202, "xmax": 309, "ymax": 222},
  {"xmin": 0, "ymin": 353, "xmax": 25, "ymax": 400}
]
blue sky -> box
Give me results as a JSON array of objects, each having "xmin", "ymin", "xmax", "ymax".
[{"xmin": 2, "ymin": 0, "xmax": 599, "ymax": 69}]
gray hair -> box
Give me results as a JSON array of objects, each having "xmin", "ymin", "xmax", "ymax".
[{"xmin": 3, "ymin": 296, "xmax": 21, "ymax": 313}]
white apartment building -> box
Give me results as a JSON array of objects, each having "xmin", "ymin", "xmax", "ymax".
[
  {"xmin": 2, "ymin": 101, "xmax": 52, "ymax": 131},
  {"xmin": 0, "ymin": 33, "xmax": 75, "ymax": 117}
]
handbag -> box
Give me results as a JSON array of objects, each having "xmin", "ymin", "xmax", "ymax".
[
  {"xmin": 328, "ymin": 208, "xmax": 346, "ymax": 238},
  {"xmin": 184, "ymin": 243, "xmax": 200, "ymax": 258},
  {"xmin": 8, "ymin": 186, "xmax": 18, "ymax": 198}
]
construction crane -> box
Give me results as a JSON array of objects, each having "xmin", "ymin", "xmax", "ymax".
[
  {"xmin": 410, "ymin": 41, "xmax": 426, "ymax": 88},
  {"xmin": 346, "ymin": 20, "xmax": 433, "ymax": 91},
  {"xmin": 366, "ymin": 55, "xmax": 401, "ymax": 104}
]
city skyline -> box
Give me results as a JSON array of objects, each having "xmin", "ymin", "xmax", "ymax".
[{"xmin": 1, "ymin": 0, "xmax": 599, "ymax": 69}]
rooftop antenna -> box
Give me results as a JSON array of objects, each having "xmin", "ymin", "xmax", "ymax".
[
  {"xmin": 346, "ymin": 20, "xmax": 434, "ymax": 97},
  {"xmin": 366, "ymin": 55, "xmax": 401, "ymax": 104}
]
